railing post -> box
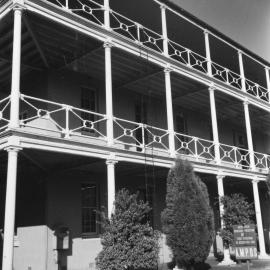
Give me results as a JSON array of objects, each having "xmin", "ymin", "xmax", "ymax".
[
  {"xmin": 265, "ymin": 67, "xmax": 270, "ymax": 103},
  {"xmin": 9, "ymin": 4, "xmax": 23, "ymax": 129},
  {"xmin": 238, "ymin": 50, "xmax": 246, "ymax": 92},
  {"xmin": 106, "ymin": 154, "xmax": 118, "ymax": 218},
  {"xmin": 2, "ymin": 145, "xmax": 21, "ymax": 270},
  {"xmin": 160, "ymin": 4, "xmax": 168, "ymax": 56},
  {"xmin": 104, "ymin": 40, "xmax": 114, "ymax": 146},
  {"xmin": 252, "ymin": 178, "xmax": 268, "ymax": 259},
  {"xmin": 104, "ymin": 0, "xmax": 110, "ymax": 30},
  {"xmin": 64, "ymin": 105, "xmax": 70, "ymax": 138},
  {"xmin": 204, "ymin": 30, "xmax": 212, "ymax": 77},
  {"xmin": 243, "ymin": 100, "xmax": 255, "ymax": 170},
  {"xmin": 164, "ymin": 66, "xmax": 175, "ymax": 157},
  {"xmin": 209, "ymin": 86, "xmax": 220, "ymax": 164}
]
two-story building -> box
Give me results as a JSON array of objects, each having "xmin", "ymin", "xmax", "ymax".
[{"xmin": 1, "ymin": 0, "xmax": 270, "ymax": 269}]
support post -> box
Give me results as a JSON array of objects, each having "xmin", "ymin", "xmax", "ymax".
[
  {"xmin": 216, "ymin": 174, "xmax": 225, "ymax": 228},
  {"xmin": 243, "ymin": 100, "xmax": 255, "ymax": 170},
  {"xmin": 106, "ymin": 155, "xmax": 117, "ymax": 218},
  {"xmin": 104, "ymin": 41, "xmax": 114, "ymax": 146},
  {"xmin": 9, "ymin": 5, "xmax": 23, "ymax": 129},
  {"xmin": 238, "ymin": 51, "xmax": 246, "ymax": 92},
  {"xmin": 104, "ymin": 0, "xmax": 110, "ymax": 30},
  {"xmin": 160, "ymin": 4, "xmax": 168, "ymax": 56},
  {"xmin": 265, "ymin": 67, "xmax": 270, "ymax": 104},
  {"xmin": 252, "ymin": 178, "xmax": 268, "ymax": 259},
  {"xmin": 209, "ymin": 86, "xmax": 220, "ymax": 164},
  {"xmin": 2, "ymin": 147, "xmax": 21, "ymax": 270},
  {"xmin": 204, "ymin": 30, "xmax": 212, "ymax": 77},
  {"xmin": 217, "ymin": 174, "xmax": 236, "ymax": 266},
  {"xmin": 164, "ymin": 66, "xmax": 175, "ymax": 157}
]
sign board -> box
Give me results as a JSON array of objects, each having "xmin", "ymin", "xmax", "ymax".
[{"xmin": 233, "ymin": 224, "xmax": 257, "ymax": 260}]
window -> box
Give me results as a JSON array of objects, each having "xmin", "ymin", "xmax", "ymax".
[
  {"xmin": 81, "ymin": 87, "xmax": 97, "ymax": 132},
  {"xmin": 138, "ymin": 186, "xmax": 154, "ymax": 227},
  {"xmin": 81, "ymin": 183, "xmax": 98, "ymax": 235},
  {"xmin": 135, "ymin": 100, "xmax": 148, "ymax": 151}
]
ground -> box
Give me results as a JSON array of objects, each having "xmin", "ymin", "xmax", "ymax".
[{"xmin": 207, "ymin": 257, "xmax": 270, "ymax": 270}]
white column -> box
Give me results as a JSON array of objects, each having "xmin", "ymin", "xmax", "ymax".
[
  {"xmin": 264, "ymin": 67, "xmax": 270, "ymax": 104},
  {"xmin": 160, "ymin": 4, "xmax": 168, "ymax": 56},
  {"xmin": 2, "ymin": 147, "xmax": 20, "ymax": 270},
  {"xmin": 9, "ymin": 6, "xmax": 23, "ymax": 129},
  {"xmin": 106, "ymin": 157, "xmax": 117, "ymax": 218},
  {"xmin": 217, "ymin": 174, "xmax": 225, "ymax": 228},
  {"xmin": 209, "ymin": 86, "xmax": 220, "ymax": 164},
  {"xmin": 252, "ymin": 179, "xmax": 268, "ymax": 258},
  {"xmin": 103, "ymin": 0, "xmax": 110, "ymax": 30},
  {"xmin": 238, "ymin": 50, "xmax": 246, "ymax": 92},
  {"xmin": 104, "ymin": 41, "xmax": 114, "ymax": 146},
  {"xmin": 204, "ymin": 30, "xmax": 212, "ymax": 77},
  {"xmin": 243, "ymin": 100, "xmax": 255, "ymax": 170},
  {"xmin": 164, "ymin": 67, "xmax": 175, "ymax": 157}
]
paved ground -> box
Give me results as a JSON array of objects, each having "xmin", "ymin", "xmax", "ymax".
[{"xmin": 207, "ymin": 257, "xmax": 270, "ymax": 270}]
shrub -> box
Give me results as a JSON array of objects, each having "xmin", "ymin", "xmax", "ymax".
[
  {"xmin": 161, "ymin": 159, "xmax": 215, "ymax": 270},
  {"xmin": 96, "ymin": 188, "xmax": 160, "ymax": 270},
  {"xmin": 220, "ymin": 193, "xmax": 255, "ymax": 248}
]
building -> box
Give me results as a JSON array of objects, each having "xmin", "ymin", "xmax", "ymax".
[{"xmin": 0, "ymin": 0, "xmax": 270, "ymax": 269}]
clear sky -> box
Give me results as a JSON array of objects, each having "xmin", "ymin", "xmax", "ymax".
[{"xmin": 170, "ymin": 0, "xmax": 270, "ymax": 63}]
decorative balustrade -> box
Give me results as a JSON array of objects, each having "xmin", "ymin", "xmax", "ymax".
[
  {"xmin": 113, "ymin": 117, "xmax": 169, "ymax": 152},
  {"xmin": 0, "ymin": 94, "xmax": 268, "ymax": 172},
  {"xmin": 175, "ymin": 132, "xmax": 215, "ymax": 161},
  {"xmin": 19, "ymin": 94, "xmax": 107, "ymax": 140},
  {"xmin": 219, "ymin": 143, "xmax": 250, "ymax": 169},
  {"xmin": 245, "ymin": 79, "xmax": 269, "ymax": 102},
  {"xmin": 35, "ymin": 0, "xmax": 270, "ymax": 105},
  {"xmin": 0, "ymin": 96, "xmax": 10, "ymax": 134}
]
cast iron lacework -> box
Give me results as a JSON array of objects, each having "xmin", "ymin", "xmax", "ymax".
[
  {"xmin": 0, "ymin": 94, "xmax": 268, "ymax": 172},
  {"xmin": 44, "ymin": 0, "xmax": 270, "ymax": 103}
]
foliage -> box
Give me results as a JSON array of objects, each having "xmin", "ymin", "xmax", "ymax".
[
  {"xmin": 220, "ymin": 193, "xmax": 255, "ymax": 248},
  {"xmin": 266, "ymin": 174, "xmax": 270, "ymax": 197},
  {"xmin": 161, "ymin": 159, "xmax": 215, "ymax": 270},
  {"xmin": 96, "ymin": 188, "xmax": 160, "ymax": 270}
]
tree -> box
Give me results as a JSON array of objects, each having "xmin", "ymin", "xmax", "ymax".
[
  {"xmin": 161, "ymin": 159, "xmax": 215, "ymax": 270},
  {"xmin": 96, "ymin": 188, "xmax": 160, "ymax": 270},
  {"xmin": 220, "ymin": 193, "xmax": 255, "ymax": 248}
]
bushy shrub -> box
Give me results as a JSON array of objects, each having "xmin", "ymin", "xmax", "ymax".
[
  {"xmin": 220, "ymin": 193, "xmax": 254, "ymax": 248},
  {"xmin": 161, "ymin": 159, "xmax": 215, "ymax": 270},
  {"xmin": 96, "ymin": 188, "xmax": 160, "ymax": 270}
]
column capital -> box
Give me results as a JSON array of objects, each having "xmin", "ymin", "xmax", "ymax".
[
  {"xmin": 164, "ymin": 66, "xmax": 173, "ymax": 73},
  {"xmin": 208, "ymin": 84, "xmax": 216, "ymax": 92},
  {"xmin": 265, "ymin": 66, "xmax": 269, "ymax": 71},
  {"xmin": 238, "ymin": 49, "xmax": 243, "ymax": 55},
  {"xmin": 217, "ymin": 173, "xmax": 225, "ymax": 180},
  {"xmin": 106, "ymin": 153, "xmax": 118, "ymax": 165},
  {"xmin": 243, "ymin": 98, "xmax": 249, "ymax": 106},
  {"xmin": 12, "ymin": 0, "xmax": 25, "ymax": 10},
  {"xmin": 160, "ymin": 4, "xmax": 167, "ymax": 10},
  {"xmin": 252, "ymin": 177, "xmax": 260, "ymax": 184},
  {"xmin": 203, "ymin": 29, "xmax": 210, "ymax": 35},
  {"xmin": 103, "ymin": 40, "xmax": 113, "ymax": 49}
]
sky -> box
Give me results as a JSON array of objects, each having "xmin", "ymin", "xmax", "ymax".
[{"xmin": 170, "ymin": 0, "xmax": 270, "ymax": 63}]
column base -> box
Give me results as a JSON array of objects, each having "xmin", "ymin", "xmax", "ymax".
[
  {"xmin": 218, "ymin": 249, "xmax": 236, "ymax": 266},
  {"xmin": 258, "ymin": 253, "xmax": 270, "ymax": 260}
]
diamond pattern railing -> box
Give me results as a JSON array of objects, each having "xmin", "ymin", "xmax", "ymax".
[
  {"xmin": 0, "ymin": 94, "xmax": 269, "ymax": 172},
  {"xmin": 41, "ymin": 0, "xmax": 270, "ymax": 105}
]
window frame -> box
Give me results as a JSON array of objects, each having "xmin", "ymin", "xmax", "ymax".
[{"xmin": 81, "ymin": 182, "xmax": 100, "ymax": 237}]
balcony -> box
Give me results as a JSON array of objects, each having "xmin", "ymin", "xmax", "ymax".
[
  {"xmin": 19, "ymin": 0, "xmax": 270, "ymax": 106},
  {"xmin": 0, "ymin": 94, "xmax": 269, "ymax": 173}
]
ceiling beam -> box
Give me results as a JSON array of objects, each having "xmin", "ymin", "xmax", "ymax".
[
  {"xmin": 0, "ymin": 55, "xmax": 42, "ymax": 71},
  {"xmin": 60, "ymin": 45, "xmax": 103, "ymax": 69},
  {"xmin": 172, "ymin": 86, "xmax": 208, "ymax": 103},
  {"xmin": 22, "ymin": 16, "xmax": 49, "ymax": 68},
  {"xmin": 115, "ymin": 69, "xmax": 162, "ymax": 90}
]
